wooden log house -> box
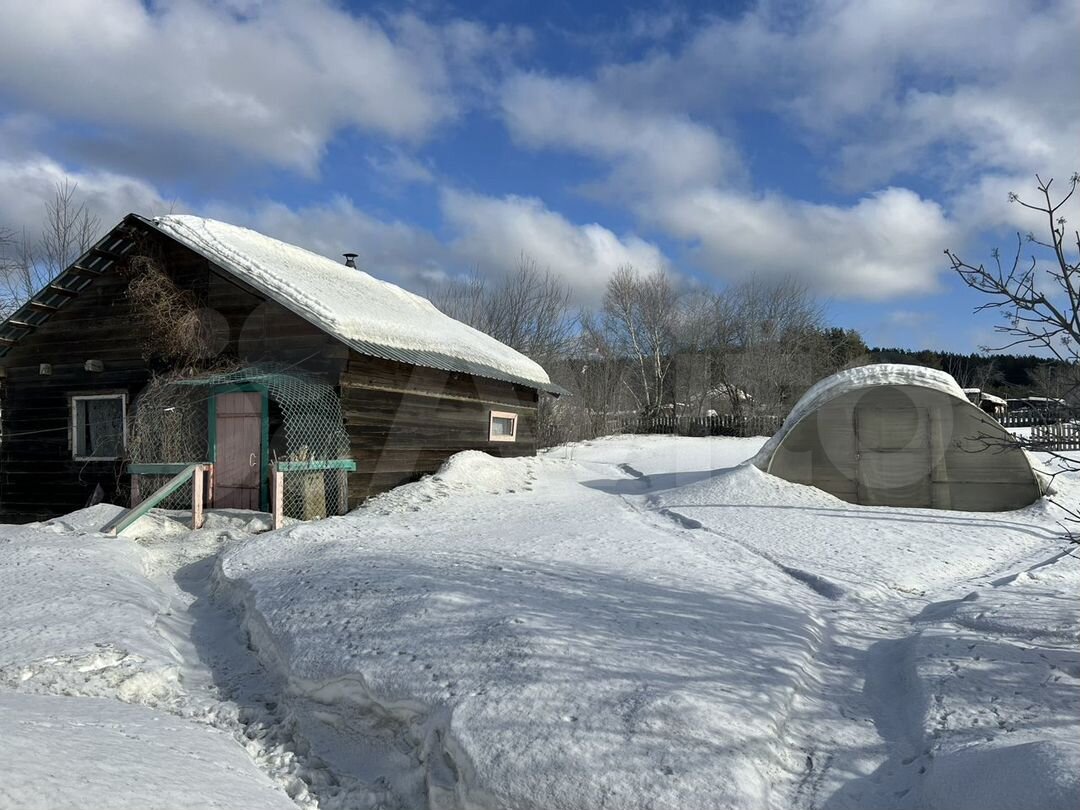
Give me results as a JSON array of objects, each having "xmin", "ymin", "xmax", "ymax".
[{"xmin": 0, "ymin": 214, "xmax": 559, "ymax": 523}]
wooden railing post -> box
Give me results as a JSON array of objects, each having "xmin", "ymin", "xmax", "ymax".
[
  {"xmin": 192, "ymin": 464, "xmax": 205, "ymax": 530},
  {"xmin": 270, "ymin": 463, "xmax": 284, "ymax": 531}
]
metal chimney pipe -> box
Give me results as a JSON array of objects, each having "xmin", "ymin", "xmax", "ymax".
[{"xmin": 343, "ymin": 253, "xmax": 358, "ymax": 268}]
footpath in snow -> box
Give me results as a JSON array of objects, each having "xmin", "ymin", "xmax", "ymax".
[{"xmin": 1, "ymin": 435, "xmax": 1078, "ymax": 809}]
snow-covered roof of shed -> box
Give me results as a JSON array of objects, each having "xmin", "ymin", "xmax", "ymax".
[
  {"xmin": 751, "ymin": 364, "xmax": 969, "ymax": 468},
  {"xmin": 145, "ymin": 215, "xmax": 555, "ymax": 392}
]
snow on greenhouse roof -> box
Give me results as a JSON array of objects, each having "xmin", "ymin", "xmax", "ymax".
[
  {"xmin": 145, "ymin": 215, "xmax": 556, "ymax": 392},
  {"xmin": 751, "ymin": 364, "xmax": 971, "ymax": 469}
]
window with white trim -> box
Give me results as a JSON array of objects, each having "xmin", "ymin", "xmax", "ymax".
[
  {"xmin": 488, "ymin": 410, "xmax": 518, "ymax": 442},
  {"xmin": 71, "ymin": 394, "xmax": 127, "ymax": 460}
]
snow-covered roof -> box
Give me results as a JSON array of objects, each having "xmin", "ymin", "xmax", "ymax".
[
  {"xmin": 144, "ymin": 215, "xmax": 556, "ymax": 392},
  {"xmin": 751, "ymin": 364, "xmax": 970, "ymax": 468},
  {"xmin": 963, "ymin": 389, "xmax": 1007, "ymax": 406}
]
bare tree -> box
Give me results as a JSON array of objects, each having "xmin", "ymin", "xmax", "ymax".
[
  {"xmin": 560, "ymin": 313, "xmax": 633, "ymax": 439},
  {"xmin": 943, "ymin": 354, "xmax": 1002, "ymax": 394},
  {"xmin": 431, "ymin": 253, "xmax": 575, "ymax": 366},
  {"xmin": 946, "ymin": 173, "xmax": 1080, "ymax": 542},
  {"xmin": 946, "ymin": 173, "xmax": 1080, "ymax": 362},
  {"xmin": 707, "ymin": 277, "xmax": 826, "ymax": 418},
  {"xmin": 0, "ymin": 227, "xmax": 37, "ymax": 317},
  {"xmin": 0, "ymin": 181, "xmax": 101, "ymax": 315},
  {"xmin": 0, "ymin": 226, "xmax": 16, "ymax": 318},
  {"xmin": 42, "ymin": 180, "xmax": 100, "ymax": 278},
  {"xmin": 588, "ymin": 265, "xmax": 678, "ymax": 418},
  {"xmin": 430, "ymin": 254, "xmax": 576, "ymax": 446}
]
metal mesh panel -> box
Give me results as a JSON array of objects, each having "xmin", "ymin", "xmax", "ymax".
[
  {"xmin": 129, "ymin": 364, "xmax": 351, "ymax": 519},
  {"xmin": 134, "ymin": 475, "xmax": 194, "ymax": 510},
  {"xmin": 282, "ymin": 469, "xmax": 348, "ymax": 520}
]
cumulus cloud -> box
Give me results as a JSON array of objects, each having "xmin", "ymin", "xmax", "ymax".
[
  {"xmin": 489, "ymin": 2, "xmax": 1080, "ymax": 301},
  {"xmin": 651, "ymin": 186, "xmax": 956, "ymax": 300},
  {"xmin": 0, "ymin": 152, "xmax": 177, "ymax": 235},
  {"xmin": 441, "ymin": 189, "xmax": 666, "ymax": 301},
  {"xmin": 212, "ymin": 190, "xmax": 668, "ymax": 303},
  {"xmin": 0, "ymin": 0, "xmax": 515, "ymax": 174},
  {"xmin": 591, "ymin": 0, "xmax": 1080, "ymax": 190},
  {"xmin": 0, "ymin": 137, "xmax": 664, "ymax": 307},
  {"xmin": 500, "ymin": 73, "xmax": 742, "ymax": 193}
]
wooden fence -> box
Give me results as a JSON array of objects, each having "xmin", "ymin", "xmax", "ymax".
[
  {"xmin": 1030, "ymin": 422, "xmax": 1080, "ymax": 451},
  {"xmin": 1000, "ymin": 411, "xmax": 1071, "ymax": 428},
  {"xmin": 614, "ymin": 413, "xmax": 782, "ymax": 438}
]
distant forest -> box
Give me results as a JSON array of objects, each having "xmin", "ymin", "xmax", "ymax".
[{"xmin": 868, "ymin": 347, "xmax": 1071, "ymax": 394}]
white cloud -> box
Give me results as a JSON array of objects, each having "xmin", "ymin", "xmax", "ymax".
[
  {"xmin": 365, "ymin": 148, "xmax": 437, "ymax": 188},
  {"xmin": 0, "ymin": 0, "xmax": 512, "ymax": 174},
  {"xmin": 652, "ymin": 186, "xmax": 956, "ymax": 300},
  {"xmin": 500, "ymin": 73, "xmax": 742, "ymax": 193},
  {"xmin": 590, "ymin": 0, "xmax": 1080, "ymax": 190},
  {"xmin": 0, "ymin": 153, "xmax": 176, "ymax": 235},
  {"xmin": 0, "ymin": 140, "xmax": 664, "ymax": 307},
  {"xmin": 489, "ymin": 3, "xmax": 1079, "ymax": 302},
  {"xmin": 441, "ymin": 189, "xmax": 666, "ymax": 301}
]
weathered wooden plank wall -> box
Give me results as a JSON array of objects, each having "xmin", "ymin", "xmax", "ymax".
[
  {"xmin": 0, "ymin": 226, "xmax": 346, "ymax": 520},
  {"xmin": 340, "ymin": 353, "xmax": 538, "ymax": 507}
]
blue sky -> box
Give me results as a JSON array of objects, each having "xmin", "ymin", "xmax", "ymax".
[{"xmin": 1, "ymin": 0, "xmax": 1078, "ymax": 351}]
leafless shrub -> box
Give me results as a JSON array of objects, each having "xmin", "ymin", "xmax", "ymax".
[{"xmin": 123, "ymin": 254, "xmax": 221, "ymax": 368}]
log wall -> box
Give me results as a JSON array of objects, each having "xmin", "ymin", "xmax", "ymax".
[{"xmin": 340, "ymin": 353, "xmax": 538, "ymax": 507}]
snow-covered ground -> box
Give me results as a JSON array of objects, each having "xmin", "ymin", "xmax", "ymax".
[{"xmin": 2, "ymin": 435, "xmax": 1078, "ymax": 809}]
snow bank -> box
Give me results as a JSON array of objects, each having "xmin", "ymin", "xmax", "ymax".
[
  {"xmin": 0, "ymin": 518, "xmax": 299, "ymax": 809},
  {"xmin": 0, "ymin": 520, "xmax": 181, "ymax": 700},
  {"xmin": 6, "ymin": 436, "xmax": 1077, "ymax": 808},
  {"xmin": 921, "ymin": 740, "xmax": 1080, "ymax": 810},
  {"xmin": 655, "ymin": 461, "xmax": 1064, "ymax": 596},
  {"xmin": 152, "ymin": 215, "xmax": 551, "ymax": 389},
  {"xmin": 2, "ymin": 692, "xmax": 296, "ymax": 810},
  {"xmin": 220, "ymin": 450, "xmax": 827, "ymax": 810},
  {"xmin": 563, "ymin": 434, "xmax": 766, "ymax": 478}
]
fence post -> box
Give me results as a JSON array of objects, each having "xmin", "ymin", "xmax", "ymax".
[
  {"xmin": 270, "ymin": 463, "xmax": 284, "ymax": 531},
  {"xmin": 336, "ymin": 469, "xmax": 349, "ymax": 516},
  {"xmin": 191, "ymin": 464, "xmax": 205, "ymax": 530},
  {"xmin": 130, "ymin": 475, "xmax": 141, "ymax": 508}
]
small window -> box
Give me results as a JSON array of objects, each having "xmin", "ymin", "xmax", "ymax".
[
  {"xmin": 72, "ymin": 394, "xmax": 127, "ymax": 460},
  {"xmin": 489, "ymin": 410, "xmax": 518, "ymax": 443}
]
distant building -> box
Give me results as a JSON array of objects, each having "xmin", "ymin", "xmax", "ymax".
[{"xmin": 962, "ymin": 388, "xmax": 1007, "ymax": 419}]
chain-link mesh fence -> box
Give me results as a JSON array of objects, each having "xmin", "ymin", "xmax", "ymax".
[{"xmin": 128, "ymin": 364, "xmax": 351, "ymax": 519}]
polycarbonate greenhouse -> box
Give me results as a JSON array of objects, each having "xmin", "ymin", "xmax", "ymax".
[{"xmin": 752, "ymin": 364, "xmax": 1046, "ymax": 511}]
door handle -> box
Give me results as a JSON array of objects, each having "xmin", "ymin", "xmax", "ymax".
[{"xmin": 249, "ymin": 453, "xmax": 257, "ymax": 468}]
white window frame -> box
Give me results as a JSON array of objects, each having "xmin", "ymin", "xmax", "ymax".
[
  {"xmin": 71, "ymin": 393, "xmax": 128, "ymax": 461},
  {"xmin": 488, "ymin": 410, "xmax": 518, "ymax": 443}
]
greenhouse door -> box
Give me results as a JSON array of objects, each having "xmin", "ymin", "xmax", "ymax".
[
  {"xmin": 213, "ymin": 392, "xmax": 264, "ymax": 510},
  {"xmin": 855, "ymin": 403, "xmax": 933, "ymax": 508}
]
